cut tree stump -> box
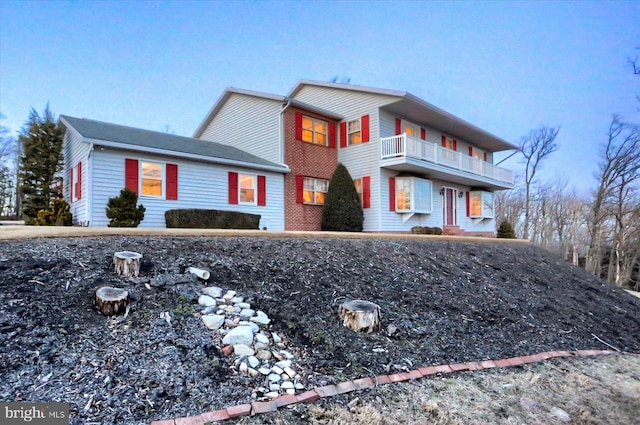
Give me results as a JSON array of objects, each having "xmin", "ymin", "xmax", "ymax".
[
  {"xmin": 338, "ymin": 300, "xmax": 381, "ymax": 333},
  {"xmin": 95, "ymin": 286, "xmax": 129, "ymax": 316},
  {"xmin": 113, "ymin": 251, "xmax": 142, "ymax": 277}
]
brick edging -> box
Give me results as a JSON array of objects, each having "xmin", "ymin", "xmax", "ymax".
[{"xmin": 150, "ymin": 349, "xmax": 618, "ymax": 425}]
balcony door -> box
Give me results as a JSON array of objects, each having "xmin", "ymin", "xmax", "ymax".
[{"xmin": 443, "ymin": 187, "xmax": 457, "ymax": 226}]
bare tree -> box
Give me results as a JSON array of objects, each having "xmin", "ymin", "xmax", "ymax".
[
  {"xmin": 586, "ymin": 115, "xmax": 640, "ymax": 284},
  {"xmin": 519, "ymin": 126, "xmax": 560, "ymax": 240},
  {"xmin": 0, "ymin": 113, "xmax": 18, "ymax": 216}
]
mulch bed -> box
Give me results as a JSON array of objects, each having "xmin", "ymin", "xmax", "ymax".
[{"xmin": 0, "ymin": 236, "xmax": 638, "ymax": 424}]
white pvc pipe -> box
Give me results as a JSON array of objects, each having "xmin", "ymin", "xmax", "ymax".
[{"xmin": 187, "ymin": 267, "xmax": 210, "ymax": 280}]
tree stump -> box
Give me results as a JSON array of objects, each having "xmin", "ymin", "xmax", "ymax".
[
  {"xmin": 338, "ymin": 300, "xmax": 381, "ymax": 333},
  {"xmin": 95, "ymin": 286, "xmax": 129, "ymax": 316},
  {"xmin": 113, "ymin": 251, "xmax": 142, "ymax": 277}
]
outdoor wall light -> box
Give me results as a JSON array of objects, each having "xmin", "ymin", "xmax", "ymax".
[
  {"xmin": 439, "ymin": 188, "xmax": 445, "ymax": 196},
  {"xmin": 458, "ymin": 191, "xmax": 465, "ymax": 198}
]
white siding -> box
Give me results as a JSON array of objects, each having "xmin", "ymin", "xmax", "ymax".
[
  {"xmin": 91, "ymin": 148, "xmax": 285, "ymax": 229},
  {"xmin": 198, "ymin": 93, "xmax": 282, "ymax": 164},
  {"xmin": 63, "ymin": 129, "xmax": 92, "ymax": 225}
]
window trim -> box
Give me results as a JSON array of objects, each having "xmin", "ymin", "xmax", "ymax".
[
  {"xmin": 303, "ymin": 177, "xmax": 329, "ymax": 205},
  {"xmin": 468, "ymin": 190, "xmax": 494, "ymax": 219},
  {"xmin": 238, "ymin": 173, "xmax": 257, "ymax": 205},
  {"xmin": 301, "ymin": 115, "xmax": 329, "ymax": 146},
  {"xmin": 139, "ymin": 160, "xmax": 165, "ymax": 199},
  {"xmin": 395, "ymin": 176, "xmax": 433, "ymax": 214},
  {"xmin": 347, "ymin": 118, "xmax": 362, "ymax": 146}
]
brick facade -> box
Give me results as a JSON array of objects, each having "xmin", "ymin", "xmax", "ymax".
[{"xmin": 283, "ymin": 107, "xmax": 339, "ymax": 231}]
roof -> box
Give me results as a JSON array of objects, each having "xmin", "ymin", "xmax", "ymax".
[
  {"xmin": 192, "ymin": 87, "xmax": 343, "ymax": 138},
  {"xmin": 59, "ymin": 115, "xmax": 289, "ymax": 173},
  {"xmin": 288, "ymin": 80, "xmax": 519, "ymax": 152}
]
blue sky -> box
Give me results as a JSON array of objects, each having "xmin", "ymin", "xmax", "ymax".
[{"xmin": 1, "ymin": 0, "xmax": 638, "ymax": 191}]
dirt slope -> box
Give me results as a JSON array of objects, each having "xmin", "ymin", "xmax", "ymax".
[{"xmin": 0, "ymin": 236, "xmax": 638, "ymax": 424}]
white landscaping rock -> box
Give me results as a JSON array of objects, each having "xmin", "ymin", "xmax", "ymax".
[
  {"xmin": 265, "ymin": 391, "xmax": 279, "ymax": 399},
  {"xmin": 222, "ymin": 290, "xmax": 236, "ymax": 300},
  {"xmin": 256, "ymin": 350, "xmax": 272, "ymax": 360},
  {"xmin": 247, "ymin": 356, "xmax": 260, "ymax": 368},
  {"xmin": 251, "ymin": 312, "xmax": 271, "ymax": 325},
  {"xmin": 198, "ymin": 295, "xmax": 216, "ymax": 307},
  {"xmin": 272, "ymin": 333, "xmax": 282, "ymax": 343},
  {"xmin": 234, "ymin": 344, "xmax": 255, "ymax": 357},
  {"xmin": 255, "ymin": 333, "xmax": 270, "ymax": 345},
  {"xmin": 268, "ymin": 373, "xmax": 281, "ymax": 382},
  {"xmin": 275, "ymin": 360, "xmax": 291, "ymax": 369},
  {"xmin": 222, "ymin": 326, "xmax": 254, "ymax": 346},
  {"xmin": 283, "ymin": 367, "xmax": 296, "ymax": 378},
  {"xmin": 258, "ymin": 367, "xmax": 271, "ymax": 375},
  {"xmin": 281, "ymin": 381, "xmax": 294, "ymax": 390},
  {"xmin": 240, "ymin": 309, "xmax": 255, "ymax": 317},
  {"xmin": 236, "ymin": 302, "xmax": 251, "ymax": 309},
  {"xmin": 202, "ymin": 314, "xmax": 225, "ymax": 330},
  {"xmin": 202, "ymin": 286, "xmax": 223, "ymax": 298},
  {"xmin": 230, "ymin": 296, "xmax": 244, "ymax": 303}
]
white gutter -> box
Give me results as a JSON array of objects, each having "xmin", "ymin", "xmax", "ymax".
[
  {"xmin": 82, "ymin": 137, "xmax": 290, "ymax": 174},
  {"xmin": 279, "ymin": 100, "xmax": 292, "ymax": 164}
]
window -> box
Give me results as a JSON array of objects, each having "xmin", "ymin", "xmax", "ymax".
[
  {"xmin": 442, "ymin": 136, "xmax": 456, "ymax": 151},
  {"xmin": 302, "ymin": 116, "xmax": 328, "ymax": 146},
  {"xmin": 469, "ymin": 191, "xmax": 494, "ymax": 218},
  {"xmin": 239, "ymin": 174, "xmax": 256, "ymax": 204},
  {"xmin": 348, "ymin": 119, "xmax": 361, "ymax": 145},
  {"xmin": 354, "ymin": 178, "xmax": 363, "ymax": 205},
  {"xmin": 395, "ymin": 177, "xmax": 432, "ymax": 213},
  {"xmin": 303, "ymin": 177, "xmax": 329, "ymax": 205},
  {"xmin": 141, "ymin": 161, "xmax": 163, "ymax": 197}
]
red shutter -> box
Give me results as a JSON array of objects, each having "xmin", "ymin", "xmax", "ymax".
[
  {"xmin": 484, "ymin": 152, "xmax": 488, "ymax": 162},
  {"xmin": 453, "ymin": 140, "xmax": 457, "ymax": 151},
  {"xmin": 296, "ymin": 175, "xmax": 304, "ymax": 203},
  {"xmin": 257, "ymin": 175, "xmax": 266, "ymax": 206},
  {"xmin": 295, "ymin": 112, "xmax": 303, "ymax": 141},
  {"xmin": 76, "ymin": 162, "xmax": 82, "ymax": 200},
  {"xmin": 466, "ymin": 191, "xmax": 470, "ymax": 217},
  {"xmin": 361, "ymin": 115, "xmax": 370, "ymax": 142},
  {"xmin": 125, "ymin": 159, "xmax": 139, "ymax": 195},
  {"xmin": 469, "ymin": 147, "xmax": 473, "ymax": 156},
  {"xmin": 389, "ymin": 177, "xmax": 396, "ymax": 211},
  {"xmin": 166, "ymin": 163, "xmax": 178, "ymax": 200},
  {"xmin": 420, "ymin": 128, "xmax": 426, "ymax": 140},
  {"xmin": 362, "ymin": 176, "xmax": 371, "ymax": 209},
  {"xmin": 395, "ymin": 118, "xmax": 401, "ymax": 135},
  {"xmin": 328, "ymin": 122, "xmax": 336, "ymax": 148},
  {"xmin": 340, "ymin": 122, "xmax": 347, "ymax": 148},
  {"xmin": 228, "ymin": 172, "xmax": 238, "ymax": 204},
  {"xmin": 69, "ymin": 167, "xmax": 74, "ymax": 201},
  {"xmin": 441, "ymin": 135, "xmax": 446, "ymax": 147}
]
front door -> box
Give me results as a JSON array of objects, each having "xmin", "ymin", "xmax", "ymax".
[{"xmin": 443, "ymin": 187, "xmax": 457, "ymax": 226}]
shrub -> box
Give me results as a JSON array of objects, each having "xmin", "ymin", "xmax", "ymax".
[
  {"xmin": 34, "ymin": 199, "xmax": 73, "ymax": 226},
  {"xmin": 106, "ymin": 188, "xmax": 145, "ymax": 227},
  {"xmin": 321, "ymin": 163, "xmax": 364, "ymax": 232},
  {"xmin": 497, "ymin": 220, "xmax": 516, "ymax": 238},
  {"xmin": 165, "ymin": 209, "xmax": 260, "ymax": 229},
  {"xmin": 411, "ymin": 226, "xmax": 443, "ymax": 235}
]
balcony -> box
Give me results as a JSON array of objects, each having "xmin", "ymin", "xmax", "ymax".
[{"xmin": 380, "ymin": 134, "xmax": 514, "ymax": 189}]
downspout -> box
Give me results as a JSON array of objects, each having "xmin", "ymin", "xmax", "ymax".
[{"xmin": 279, "ymin": 100, "xmax": 292, "ymax": 164}]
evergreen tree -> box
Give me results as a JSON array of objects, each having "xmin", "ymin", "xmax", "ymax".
[
  {"xmin": 18, "ymin": 106, "xmax": 64, "ymax": 223},
  {"xmin": 106, "ymin": 188, "xmax": 146, "ymax": 227},
  {"xmin": 321, "ymin": 163, "xmax": 364, "ymax": 232},
  {"xmin": 497, "ymin": 220, "xmax": 516, "ymax": 238}
]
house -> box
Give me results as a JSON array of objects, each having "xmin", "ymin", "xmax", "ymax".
[
  {"xmin": 59, "ymin": 115, "xmax": 289, "ymax": 229},
  {"xmin": 194, "ymin": 81, "xmax": 517, "ymax": 236}
]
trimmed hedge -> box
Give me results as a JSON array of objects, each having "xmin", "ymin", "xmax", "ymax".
[
  {"xmin": 165, "ymin": 209, "xmax": 261, "ymax": 229},
  {"xmin": 411, "ymin": 226, "xmax": 443, "ymax": 235}
]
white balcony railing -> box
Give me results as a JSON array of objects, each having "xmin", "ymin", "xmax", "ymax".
[{"xmin": 380, "ymin": 133, "xmax": 514, "ymax": 186}]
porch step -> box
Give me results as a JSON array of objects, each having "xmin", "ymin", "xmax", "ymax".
[{"xmin": 443, "ymin": 225, "xmax": 463, "ymax": 236}]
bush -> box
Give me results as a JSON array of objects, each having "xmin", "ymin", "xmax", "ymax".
[
  {"xmin": 321, "ymin": 163, "xmax": 364, "ymax": 232},
  {"xmin": 34, "ymin": 199, "xmax": 73, "ymax": 226},
  {"xmin": 106, "ymin": 188, "xmax": 145, "ymax": 227},
  {"xmin": 411, "ymin": 226, "xmax": 443, "ymax": 235},
  {"xmin": 497, "ymin": 220, "xmax": 516, "ymax": 238},
  {"xmin": 165, "ymin": 209, "xmax": 260, "ymax": 229}
]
